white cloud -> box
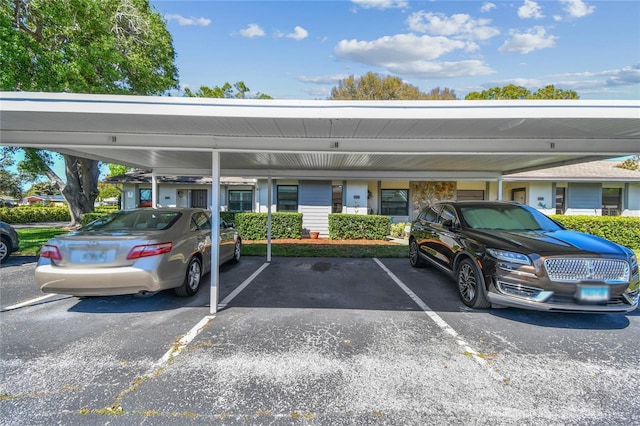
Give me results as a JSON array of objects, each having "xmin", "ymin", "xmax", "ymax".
[
  {"xmin": 298, "ymin": 74, "xmax": 351, "ymax": 84},
  {"xmin": 334, "ymin": 34, "xmax": 494, "ymax": 78},
  {"xmin": 387, "ymin": 60, "xmax": 495, "ymax": 78},
  {"xmin": 335, "ymin": 34, "xmax": 470, "ymax": 63},
  {"xmin": 498, "ymin": 26, "xmax": 556, "ymax": 54},
  {"xmin": 560, "ymin": 0, "xmax": 595, "ymax": 18},
  {"xmin": 351, "ymin": 0, "xmax": 408, "ymax": 10},
  {"xmin": 239, "ymin": 23, "xmax": 265, "ymax": 38},
  {"xmin": 165, "ymin": 14, "xmax": 211, "ymax": 27},
  {"xmin": 407, "ymin": 12, "xmax": 500, "ymax": 41},
  {"xmin": 481, "ymin": 3, "xmax": 496, "ymax": 13},
  {"xmin": 286, "ymin": 26, "xmax": 309, "ymax": 40},
  {"xmin": 518, "ymin": 0, "xmax": 544, "ymax": 19}
]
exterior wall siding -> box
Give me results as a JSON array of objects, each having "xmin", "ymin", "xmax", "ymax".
[
  {"xmin": 566, "ymin": 183, "xmax": 602, "ymax": 215},
  {"xmin": 299, "ymin": 181, "xmax": 332, "ymax": 237}
]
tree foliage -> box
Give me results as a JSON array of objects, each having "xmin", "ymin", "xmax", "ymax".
[
  {"xmin": 0, "ymin": 152, "xmax": 23, "ymax": 199},
  {"xmin": 329, "ymin": 72, "xmax": 457, "ymax": 100},
  {"xmin": 465, "ymin": 84, "xmax": 579, "ymax": 100},
  {"xmin": 184, "ymin": 81, "xmax": 272, "ymax": 99},
  {"xmin": 1, "ymin": 0, "xmax": 179, "ymax": 226},
  {"xmin": 616, "ymin": 155, "xmax": 639, "ymax": 171}
]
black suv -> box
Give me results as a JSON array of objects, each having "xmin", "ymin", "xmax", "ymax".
[{"xmin": 409, "ymin": 201, "xmax": 639, "ymax": 313}]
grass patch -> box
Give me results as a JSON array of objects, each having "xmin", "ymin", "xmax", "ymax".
[
  {"xmin": 242, "ymin": 242, "xmax": 408, "ymax": 258},
  {"xmin": 16, "ymin": 228, "xmax": 69, "ymax": 256}
]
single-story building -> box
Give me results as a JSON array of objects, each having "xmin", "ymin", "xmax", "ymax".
[
  {"xmin": 106, "ymin": 160, "xmax": 640, "ymax": 237},
  {"xmin": 20, "ymin": 194, "xmax": 68, "ymax": 206}
]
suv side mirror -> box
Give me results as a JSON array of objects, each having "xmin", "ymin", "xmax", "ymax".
[{"xmin": 442, "ymin": 219, "xmax": 457, "ymax": 229}]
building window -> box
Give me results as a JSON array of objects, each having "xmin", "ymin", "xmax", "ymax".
[
  {"xmin": 457, "ymin": 190, "xmax": 484, "ymax": 201},
  {"xmin": 381, "ymin": 189, "xmax": 408, "ymax": 215},
  {"xmin": 332, "ymin": 185, "xmax": 343, "ymax": 213},
  {"xmin": 277, "ymin": 185, "xmax": 298, "ymax": 212},
  {"xmin": 555, "ymin": 187, "xmax": 566, "ymax": 214},
  {"xmin": 191, "ymin": 189, "xmax": 208, "ymax": 208},
  {"xmin": 602, "ymin": 188, "xmax": 621, "ymax": 216},
  {"xmin": 138, "ymin": 188, "xmax": 152, "ymax": 207},
  {"xmin": 229, "ymin": 190, "xmax": 253, "ymax": 212}
]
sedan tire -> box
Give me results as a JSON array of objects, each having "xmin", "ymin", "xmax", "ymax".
[
  {"xmin": 176, "ymin": 257, "xmax": 202, "ymax": 297},
  {"xmin": 457, "ymin": 258, "xmax": 490, "ymax": 309},
  {"xmin": 0, "ymin": 236, "xmax": 10, "ymax": 264},
  {"xmin": 409, "ymin": 238, "xmax": 426, "ymax": 268},
  {"xmin": 230, "ymin": 239, "xmax": 242, "ymax": 264}
]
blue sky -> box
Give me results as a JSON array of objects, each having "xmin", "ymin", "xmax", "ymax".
[{"xmin": 152, "ymin": 0, "xmax": 640, "ymax": 100}]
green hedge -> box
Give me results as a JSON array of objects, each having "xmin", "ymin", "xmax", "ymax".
[
  {"xmin": 329, "ymin": 214, "xmax": 390, "ymax": 240},
  {"xmin": 235, "ymin": 212, "xmax": 303, "ymax": 240},
  {"xmin": 551, "ymin": 215, "xmax": 640, "ymax": 250},
  {"xmin": 0, "ymin": 206, "xmax": 71, "ymax": 223},
  {"xmin": 221, "ymin": 211, "xmax": 237, "ymax": 225}
]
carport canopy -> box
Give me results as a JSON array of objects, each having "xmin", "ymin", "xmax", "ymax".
[{"xmin": 1, "ymin": 92, "xmax": 639, "ymax": 313}]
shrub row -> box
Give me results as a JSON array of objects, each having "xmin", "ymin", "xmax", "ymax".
[
  {"xmin": 0, "ymin": 206, "xmax": 71, "ymax": 223},
  {"xmin": 329, "ymin": 214, "xmax": 390, "ymax": 240},
  {"xmin": 234, "ymin": 212, "xmax": 303, "ymax": 240},
  {"xmin": 551, "ymin": 215, "xmax": 640, "ymax": 250}
]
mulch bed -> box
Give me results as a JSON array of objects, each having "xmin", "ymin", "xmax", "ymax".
[{"xmin": 244, "ymin": 238, "xmax": 405, "ymax": 246}]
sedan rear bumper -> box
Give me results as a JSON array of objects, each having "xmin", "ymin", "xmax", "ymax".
[{"xmin": 35, "ymin": 264, "xmax": 182, "ymax": 296}]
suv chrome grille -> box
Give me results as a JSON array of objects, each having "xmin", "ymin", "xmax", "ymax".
[{"xmin": 544, "ymin": 258, "xmax": 629, "ymax": 283}]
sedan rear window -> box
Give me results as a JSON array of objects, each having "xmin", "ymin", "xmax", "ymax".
[{"xmin": 83, "ymin": 211, "xmax": 181, "ymax": 231}]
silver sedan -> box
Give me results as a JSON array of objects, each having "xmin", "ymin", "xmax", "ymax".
[{"xmin": 35, "ymin": 208, "xmax": 241, "ymax": 297}]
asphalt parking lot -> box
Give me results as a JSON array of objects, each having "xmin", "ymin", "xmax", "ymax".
[{"xmin": 1, "ymin": 254, "xmax": 639, "ymax": 425}]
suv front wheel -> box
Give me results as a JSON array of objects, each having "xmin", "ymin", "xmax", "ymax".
[
  {"xmin": 409, "ymin": 238, "xmax": 426, "ymax": 268},
  {"xmin": 457, "ymin": 258, "xmax": 490, "ymax": 309}
]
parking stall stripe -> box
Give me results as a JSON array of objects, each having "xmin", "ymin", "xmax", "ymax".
[
  {"xmin": 151, "ymin": 262, "xmax": 270, "ymax": 371},
  {"xmin": 373, "ymin": 258, "xmax": 506, "ymax": 383},
  {"xmin": 217, "ymin": 262, "xmax": 270, "ymax": 310},
  {"xmin": 1, "ymin": 293, "xmax": 59, "ymax": 312}
]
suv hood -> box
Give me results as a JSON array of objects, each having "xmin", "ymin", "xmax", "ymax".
[{"xmin": 470, "ymin": 229, "xmax": 630, "ymax": 257}]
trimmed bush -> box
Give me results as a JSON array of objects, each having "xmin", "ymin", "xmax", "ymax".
[
  {"xmin": 0, "ymin": 206, "xmax": 70, "ymax": 223},
  {"xmin": 221, "ymin": 211, "xmax": 237, "ymax": 225},
  {"xmin": 235, "ymin": 212, "xmax": 303, "ymax": 240},
  {"xmin": 329, "ymin": 214, "xmax": 390, "ymax": 240},
  {"xmin": 389, "ymin": 222, "xmax": 410, "ymax": 238},
  {"xmin": 551, "ymin": 215, "xmax": 640, "ymax": 250}
]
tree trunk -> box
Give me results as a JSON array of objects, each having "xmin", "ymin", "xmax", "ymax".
[{"xmin": 60, "ymin": 156, "xmax": 100, "ymax": 228}]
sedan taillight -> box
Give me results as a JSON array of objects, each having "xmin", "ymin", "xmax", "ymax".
[
  {"xmin": 40, "ymin": 245, "xmax": 62, "ymax": 261},
  {"xmin": 127, "ymin": 242, "xmax": 173, "ymax": 260}
]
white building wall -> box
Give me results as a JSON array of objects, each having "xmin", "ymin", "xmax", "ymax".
[
  {"xmin": 158, "ymin": 187, "xmax": 176, "ymax": 207},
  {"xmin": 623, "ymin": 183, "xmax": 640, "ymax": 216},
  {"xmin": 344, "ymin": 181, "xmax": 368, "ymax": 215},
  {"xmin": 528, "ymin": 182, "xmax": 554, "ymax": 215}
]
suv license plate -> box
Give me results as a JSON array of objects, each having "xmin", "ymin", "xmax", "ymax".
[{"xmin": 576, "ymin": 286, "xmax": 609, "ymax": 303}]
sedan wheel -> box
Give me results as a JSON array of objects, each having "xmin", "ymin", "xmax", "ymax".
[
  {"xmin": 175, "ymin": 257, "xmax": 202, "ymax": 297},
  {"xmin": 457, "ymin": 258, "xmax": 490, "ymax": 309},
  {"xmin": 409, "ymin": 239, "xmax": 426, "ymax": 268},
  {"xmin": 232, "ymin": 239, "xmax": 242, "ymax": 263},
  {"xmin": 0, "ymin": 238, "xmax": 9, "ymax": 264}
]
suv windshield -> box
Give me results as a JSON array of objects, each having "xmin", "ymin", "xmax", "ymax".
[{"xmin": 460, "ymin": 205, "xmax": 563, "ymax": 231}]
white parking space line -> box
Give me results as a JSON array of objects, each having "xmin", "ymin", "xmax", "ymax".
[
  {"xmin": 152, "ymin": 315, "xmax": 217, "ymax": 370},
  {"xmin": 152, "ymin": 262, "xmax": 270, "ymax": 371},
  {"xmin": 373, "ymin": 258, "xmax": 506, "ymax": 383},
  {"xmin": 217, "ymin": 262, "xmax": 270, "ymax": 309},
  {"xmin": 1, "ymin": 293, "xmax": 59, "ymax": 312}
]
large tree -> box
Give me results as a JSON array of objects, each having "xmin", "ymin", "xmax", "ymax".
[
  {"xmin": 184, "ymin": 81, "xmax": 272, "ymax": 99},
  {"xmin": 465, "ymin": 84, "xmax": 579, "ymax": 100},
  {"xmin": 329, "ymin": 72, "xmax": 457, "ymax": 100},
  {"xmin": 0, "ymin": 0, "xmax": 178, "ymax": 226}
]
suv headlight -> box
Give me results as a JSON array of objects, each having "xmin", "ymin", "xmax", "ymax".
[{"xmin": 487, "ymin": 248, "xmax": 531, "ymax": 265}]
